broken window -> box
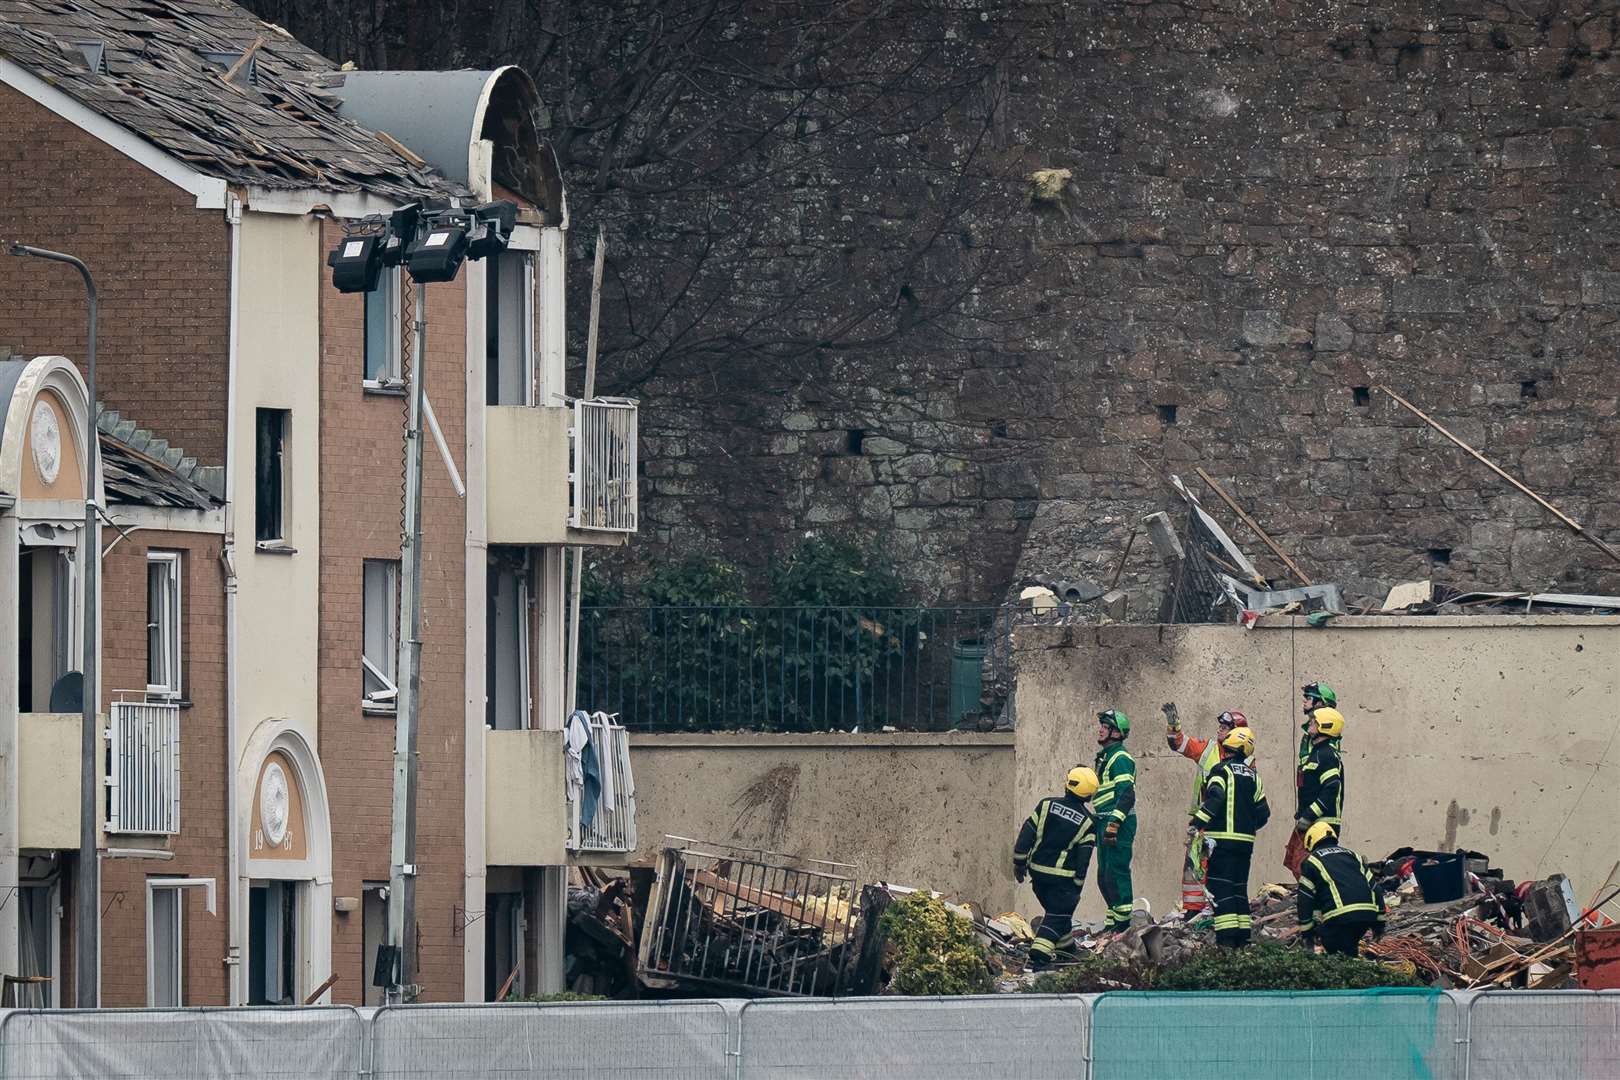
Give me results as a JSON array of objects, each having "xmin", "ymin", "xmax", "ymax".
[
  {"xmin": 486, "ymin": 553, "xmax": 531, "ymax": 730},
  {"xmin": 146, "ymin": 551, "xmax": 182, "ymax": 699},
  {"xmin": 363, "ymin": 560, "xmax": 399, "ymax": 710},
  {"xmin": 485, "ymin": 251, "xmax": 533, "ymax": 405},
  {"xmin": 148, "ymin": 881, "xmax": 183, "ymax": 1007},
  {"xmin": 364, "ymin": 266, "xmax": 403, "ymax": 386},
  {"xmin": 255, "ymin": 409, "xmax": 289, "ymax": 545}
]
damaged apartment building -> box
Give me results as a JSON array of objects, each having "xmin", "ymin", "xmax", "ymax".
[{"xmin": 0, "ymin": 0, "xmax": 637, "ymax": 1006}]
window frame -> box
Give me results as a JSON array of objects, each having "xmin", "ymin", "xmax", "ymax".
[
  {"xmin": 363, "ymin": 265, "xmax": 404, "ymax": 389},
  {"xmin": 146, "ymin": 551, "xmax": 183, "ymax": 699},
  {"xmin": 362, "ymin": 559, "xmax": 400, "ymax": 712},
  {"xmin": 254, "ymin": 408, "xmax": 290, "ymax": 548}
]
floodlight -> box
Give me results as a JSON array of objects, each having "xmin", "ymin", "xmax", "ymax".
[
  {"xmin": 405, "ymin": 224, "xmax": 469, "ymax": 283},
  {"xmin": 466, "ymin": 200, "xmax": 518, "ymax": 261},
  {"xmin": 326, "ymin": 232, "xmax": 384, "ymax": 294}
]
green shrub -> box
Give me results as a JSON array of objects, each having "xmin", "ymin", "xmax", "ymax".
[
  {"xmin": 640, "ymin": 554, "xmax": 750, "ymax": 607},
  {"xmin": 1154, "ymin": 942, "xmax": 1425, "ymax": 991},
  {"xmin": 768, "ymin": 536, "xmax": 904, "ymax": 607},
  {"xmin": 877, "ymin": 892, "xmax": 995, "ymax": 996}
]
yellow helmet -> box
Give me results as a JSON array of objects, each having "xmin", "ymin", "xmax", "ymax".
[
  {"xmin": 1065, "ymin": 766, "xmax": 1100, "ymax": 798},
  {"xmin": 1312, "ymin": 707, "xmax": 1345, "ymax": 738},
  {"xmin": 1220, "ymin": 726, "xmax": 1256, "ymax": 758},
  {"xmin": 1304, "ymin": 821, "xmax": 1338, "ymax": 851}
]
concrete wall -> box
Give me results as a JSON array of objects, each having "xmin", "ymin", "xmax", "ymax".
[
  {"xmin": 629, "ymin": 732, "xmax": 1018, "ymax": 913},
  {"xmin": 1012, "ymin": 617, "xmax": 1620, "ymax": 923},
  {"xmin": 18, "ymin": 712, "xmax": 85, "ymax": 850},
  {"xmin": 485, "ymin": 729, "xmax": 566, "ymax": 866}
]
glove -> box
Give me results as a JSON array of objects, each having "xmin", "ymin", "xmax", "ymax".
[
  {"xmin": 1162, "ymin": 702, "xmax": 1181, "ymax": 732},
  {"xmin": 1102, "ymin": 819, "xmax": 1121, "ymax": 846},
  {"xmin": 1295, "ymin": 817, "xmax": 1313, "ymax": 832},
  {"xmin": 1014, "ymin": 865, "xmax": 1027, "ymax": 884}
]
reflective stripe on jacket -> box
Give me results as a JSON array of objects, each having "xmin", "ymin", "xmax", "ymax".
[
  {"xmin": 1297, "ymin": 844, "xmax": 1385, "ymax": 930},
  {"xmin": 1013, "ymin": 793, "xmax": 1097, "ymax": 880},
  {"xmin": 1093, "ymin": 743, "xmax": 1137, "ymax": 823},
  {"xmin": 1296, "ymin": 739, "xmax": 1344, "ymax": 826},
  {"xmin": 1192, "ymin": 759, "xmax": 1270, "ymax": 843}
]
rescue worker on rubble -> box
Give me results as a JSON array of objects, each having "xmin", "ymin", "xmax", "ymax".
[
  {"xmin": 1297, "ymin": 822, "xmax": 1386, "ymax": 956},
  {"xmin": 1012, "ymin": 767, "xmax": 1100, "ymax": 969},
  {"xmin": 1190, "ymin": 726, "xmax": 1269, "ymax": 948},
  {"xmin": 1164, "ymin": 703, "xmax": 1252, "ymax": 914},
  {"xmin": 1291, "ymin": 706, "xmax": 1346, "ymax": 880},
  {"xmin": 1093, "ymin": 709, "xmax": 1138, "ymax": 934},
  {"xmin": 1286, "ymin": 682, "xmax": 1343, "ymax": 878}
]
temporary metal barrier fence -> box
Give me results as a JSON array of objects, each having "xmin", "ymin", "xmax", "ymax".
[
  {"xmin": 369, "ymin": 1000, "xmax": 729, "ymax": 1080},
  {"xmin": 736, "ymin": 995, "xmax": 1093, "ymax": 1080},
  {"xmin": 577, "ymin": 605, "xmax": 1009, "ymax": 732},
  {"xmin": 0, "ymin": 1005, "xmax": 366, "ymax": 1079},
  {"xmin": 4, "ymin": 990, "xmax": 1620, "ymax": 1078}
]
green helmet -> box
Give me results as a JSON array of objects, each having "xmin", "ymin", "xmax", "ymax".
[
  {"xmin": 1302, "ymin": 682, "xmax": 1337, "ymax": 708},
  {"xmin": 1098, "ymin": 709, "xmax": 1130, "ymax": 738}
]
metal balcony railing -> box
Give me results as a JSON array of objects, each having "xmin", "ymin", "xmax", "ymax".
[
  {"xmin": 570, "ymin": 398, "xmax": 638, "ymax": 533},
  {"xmin": 105, "ymin": 697, "xmax": 180, "ymax": 835},
  {"xmin": 567, "ymin": 711, "xmax": 636, "ymax": 853}
]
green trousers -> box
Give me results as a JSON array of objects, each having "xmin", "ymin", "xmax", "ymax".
[{"xmin": 1097, "ymin": 815, "xmax": 1137, "ymax": 931}]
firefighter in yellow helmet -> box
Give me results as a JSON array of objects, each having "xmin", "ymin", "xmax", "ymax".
[
  {"xmin": 1190, "ymin": 727, "xmax": 1270, "ymax": 947},
  {"xmin": 1013, "ymin": 766, "xmax": 1100, "ymax": 969},
  {"xmin": 1291, "ymin": 706, "xmax": 1345, "ymax": 877},
  {"xmin": 1297, "ymin": 822, "xmax": 1386, "ymax": 956}
]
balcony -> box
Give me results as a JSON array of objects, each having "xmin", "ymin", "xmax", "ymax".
[
  {"xmin": 105, "ymin": 699, "xmax": 180, "ymax": 835},
  {"xmin": 19, "ymin": 712, "xmax": 99, "ymax": 850},
  {"xmin": 484, "ymin": 728, "xmax": 568, "ymax": 866},
  {"xmin": 485, "ymin": 398, "xmax": 638, "ymax": 547},
  {"xmin": 567, "ymin": 712, "xmax": 636, "ymax": 859}
]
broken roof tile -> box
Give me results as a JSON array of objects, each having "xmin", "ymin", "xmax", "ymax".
[{"xmin": 0, "ymin": 0, "xmax": 470, "ymax": 203}]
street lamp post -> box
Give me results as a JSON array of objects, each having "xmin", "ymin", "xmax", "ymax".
[{"xmin": 6, "ymin": 243, "xmax": 99, "ymax": 1007}]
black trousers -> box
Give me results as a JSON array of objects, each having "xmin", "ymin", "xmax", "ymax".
[
  {"xmin": 1319, "ymin": 914, "xmax": 1378, "ymax": 956},
  {"xmin": 1207, "ymin": 841, "xmax": 1254, "ymax": 948},
  {"xmin": 1028, "ymin": 874, "xmax": 1082, "ymax": 966}
]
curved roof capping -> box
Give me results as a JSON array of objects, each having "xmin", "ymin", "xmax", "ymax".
[
  {"xmin": 331, "ymin": 66, "xmax": 564, "ymax": 222},
  {"xmin": 0, "ymin": 0, "xmax": 466, "ymax": 202},
  {"xmin": 0, "ymin": 355, "xmax": 101, "ymax": 512}
]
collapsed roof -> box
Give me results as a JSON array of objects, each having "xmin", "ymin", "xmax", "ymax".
[{"xmin": 0, "ymin": 0, "xmax": 468, "ymax": 201}]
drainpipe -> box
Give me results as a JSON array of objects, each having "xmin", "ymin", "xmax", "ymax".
[{"xmin": 221, "ymin": 194, "xmax": 245, "ymax": 1004}]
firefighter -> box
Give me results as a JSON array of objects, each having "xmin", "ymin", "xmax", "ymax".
[
  {"xmin": 1190, "ymin": 726, "xmax": 1269, "ymax": 948},
  {"xmin": 1012, "ymin": 767, "xmax": 1100, "ymax": 969},
  {"xmin": 1093, "ymin": 709, "xmax": 1138, "ymax": 934},
  {"xmin": 1164, "ymin": 703, "xmax": 1251, "ymax": 913},
  {"xmin": 1297, "ymin": 822, "xmax": 1386, "ymax": 956},
  {"xmin": 1294, "ymin": 705, "xmax": 1344, "ymax": 853},
  {"xmin": 1286, "ymin": 682, "xmax": 1341, "ymax": 878}
]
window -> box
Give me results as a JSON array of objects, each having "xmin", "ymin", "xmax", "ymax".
[
  {"xmin": 485, "ymin": 251, "xmax": 533, "ymax": 405},
  {"xmin": 364, "ymin": 267, "xmax": 403, "ymax": 386},
  {"xmin": 255, "ymin": 409, "xmax": 289, "ymax": 545},
  {"xmin": 147, "ymin": 552, "xmax": 182, "ymax": 698},
  {"xmin": 486, "ymin": 555, "xmax": 531, "ymax": 730},
  {"xmin": 148, "ymin": 882, "xmax": 183, "ymax": 1006},
  {"xmin": 362, "ymin": 884, "xmax": 388, "ymax": 1007},
  {"xmin": 363, "ymin": 560, "xmax": 399, "ymax": 710}
]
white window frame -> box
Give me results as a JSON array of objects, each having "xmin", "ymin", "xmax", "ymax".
[
  {"xmin": 145, "ymin": 877, "xmax": 216, "ymax": 1007},
  {"xmin": 254, "ymin": 408, "xmax": 291, "ymax": 550},
  {"xmin": 362, "ymin": 559, "xmax": 399, "ymax": 711},
  {"xmin": 146, "ymin": 551, "xmax": 182, "ymax": 699},
  {"xmin": 363, "ymin": 265, "xmax": 403, "ymax": 389}
]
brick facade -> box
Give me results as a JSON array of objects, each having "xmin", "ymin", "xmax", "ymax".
[
  {"xmin": 0, "ymin": 86, "xmax": 231, "ymax": 466},
  {"xmin": 98, "ymin": 530, "xmax": 229, "ymax": 1008},
  {"xmin": 316, "ymin": 219, "xmax": 470, "ymax": 1004}
]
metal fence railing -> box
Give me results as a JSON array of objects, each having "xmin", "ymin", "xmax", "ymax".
[
  {"xmin": 567, "ymin": 712, "xmax": 636, "ymax": 854},
  {"xmin": 4, "ymin": 990, "xmax": 1619, "ymax": 1077},
  {"xmin": 105, "ymin": 697, "xmax": 180, "ymax": 835},
  {"xmin": 575, "ymin": 605, "xmax": 1009, "ymax": 732},
  {"xmin": 570, "ymin": 398, "xmax": 638, "ymax": 533}
]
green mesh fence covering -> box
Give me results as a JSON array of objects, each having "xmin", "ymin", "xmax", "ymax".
[{"xmin": 1091, "ymin": 989, "xmax": 1462, "ymax": 1080}]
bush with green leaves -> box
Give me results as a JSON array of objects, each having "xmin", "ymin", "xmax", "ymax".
[
  {"xmin": 877, "ymin": 892, "xmax": 995, "ymax": 996},
  {"xmin": 1027, "ymin": 942, "xmax": 1425, "ymax": 994}
]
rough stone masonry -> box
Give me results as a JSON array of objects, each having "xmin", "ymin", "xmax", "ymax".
[{"xmin": 252, "ymin": 0, "xmax": 1620, "ymax": 611}]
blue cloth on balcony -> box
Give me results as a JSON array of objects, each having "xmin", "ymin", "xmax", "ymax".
[{"xmin": 567, "ymin": 710, "xmax": 604, "ymax": 830}]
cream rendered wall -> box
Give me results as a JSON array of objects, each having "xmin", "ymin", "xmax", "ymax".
[
  {"xmin": 232, "ymin": 212, "xmax": 321, "ymax": 746},
  {"xmin": 1012, "ymin": 617, "xmax": 1620, "ymax": 924},
  {"xmin": 18, "ymin": 712, "xmax": 83, "ymax": 849}
]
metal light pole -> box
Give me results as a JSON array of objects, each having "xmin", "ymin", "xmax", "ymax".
[
  {"xmin": 6, "ymin": 243, "xmax": 99, "ymax": 1007},
  {"xmin": 386, "ymin": 281, "xmax": 427, "ymax": 1002}
]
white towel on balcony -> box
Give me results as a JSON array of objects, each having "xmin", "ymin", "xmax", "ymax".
[{"xmin": 565, "ymin": 709, "xmax": 591, "ymax": 805}]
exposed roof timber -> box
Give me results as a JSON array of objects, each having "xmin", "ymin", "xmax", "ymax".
[{"xmin": 0, "ymin": 53, "xmax": 227, "ymax": 209}]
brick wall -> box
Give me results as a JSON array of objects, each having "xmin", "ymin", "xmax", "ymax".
[
  {"xmin": 97, "ymin": 529, "xmax": 229, "ymax": 1007},
  {"xmin": 316, "ymin": 219, "xmax": 469, "ymax": 1004},
  {"xmin": 0, "ymin": 86, "xmax": 230, "ymax": 465}
]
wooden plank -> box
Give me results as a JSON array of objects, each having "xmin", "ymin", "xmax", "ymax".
[
  {"xmin": 1195, "ymin": 466, "xmax": 1314, "ymax": 585},
  {"xmin": 1377, "ymin": 385, "xmax": 1620, "ymax": 568}
]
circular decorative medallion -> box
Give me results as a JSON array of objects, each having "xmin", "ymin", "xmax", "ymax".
[
  {"xmin": 30, "ymin": 401, "xmax": 61, "ymax": 485},
  {"xmin": 260, "ymin": 761, "xmax": 291, "ymax": 847}
]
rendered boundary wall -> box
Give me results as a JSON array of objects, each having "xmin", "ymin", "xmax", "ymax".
[
  {"xmin": 627, "ymin": 731, "xmax": 1017, "ymax": 912},
  {"xmin": 1012, "ymin": 615, "xmax": 1620, "ymax": 923},
  {"xmin": 1, "ymin": 991, "xmax": 1617, "ymax": 1078}
]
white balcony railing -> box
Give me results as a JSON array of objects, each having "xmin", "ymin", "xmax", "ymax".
[
  {"xmin": 567, "ymin": 712, "xmax": 636, "ymax": 854},
  {"xmin": 569, "ymin": 398, "xmax": 638, "ymax": 533},
  {"xmin": 105, "ymin": 697, "xmax": 180, "ymax": 835}
]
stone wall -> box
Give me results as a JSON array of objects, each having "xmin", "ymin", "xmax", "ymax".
[{"xmin": 249, "ymin": 0, "xmax": 1620, "ymax": 608}]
